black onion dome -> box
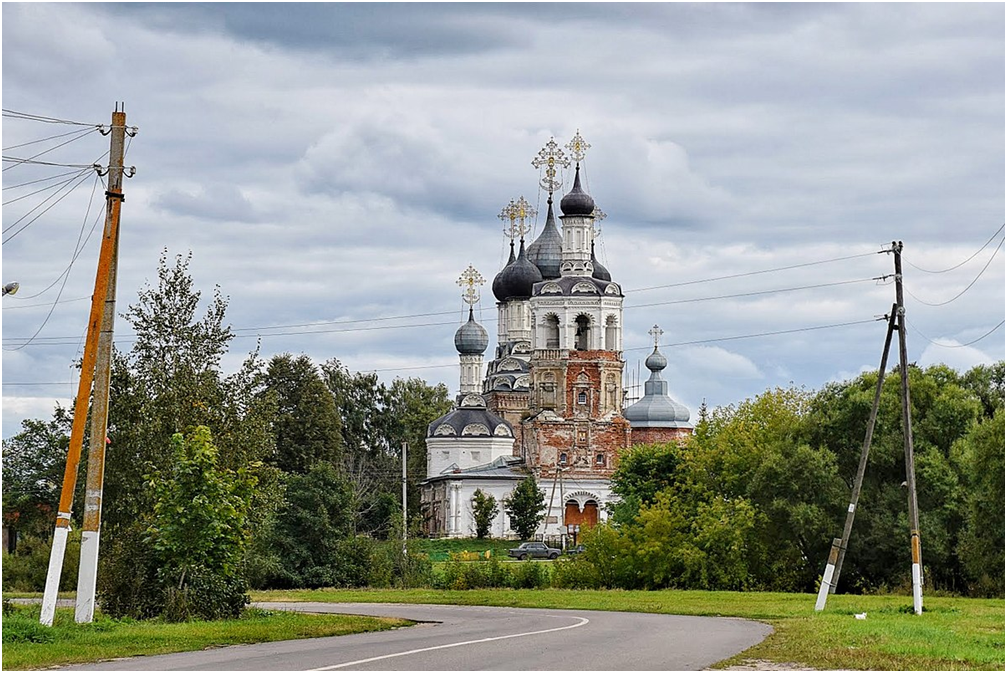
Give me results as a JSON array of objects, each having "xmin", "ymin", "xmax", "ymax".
[
  {"xmin": 560, "ymin": 165, "xmax": 595, "ymax": 216},
  {"xmin": 454, "ymin": 307, "xmax": 488, "ymax": 354},
  {"xmin": 496, "ymin": 239, "xmax": 542, "ymax": 300},
  {"xmin": 491, "ymin": 240, "xmax": 517, "ymax": 302},
  {"xmin": 591, "ymin": 241, "xmax": 611, "ymax": 281},
  {"xmin": 526, "ymin": 199, "xmax": 563, "ymax": 279}
]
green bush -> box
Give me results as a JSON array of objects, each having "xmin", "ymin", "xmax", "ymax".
[
  {"xmin": 550, "ymin": 555, "xmax": 603, "ymax": 589},
  {"xmin": 160, "ymin": 566, "xmax": 249, "ymax": 622},
  {"xmin": 1, "ymin": 530, "xmax": 81, "ymax": 592},
  {"xmin": 2, "ymin": 608, "xmax": 56, "ymax": 644},
  {"xmin": 509, "ymin": 559, "xmax": 549, "ymax": 589}
]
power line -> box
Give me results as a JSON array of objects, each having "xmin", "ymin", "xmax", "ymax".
[
  {"xmin": 4, "ymin": 173, "xmax": 104, "ymax": 352},
  {"xmin": 1, "ymin": 157, "xmax": 96, "ymax": 169},
  {"xmin": 3, "ymin": 167, "xmax": 92, "ymax": 206},
  {"xmin": 626, "ymin": 276, "xmax": 889, "ymax": 310},
  {"xmin": 625, "ymin": 250, "xmax": 884, "ymax": 293},
  {"xmin": 3, "ymin": 169, "xmax": 86, "ymax": 191},
  {"xmin": 623, "ymin": 317, "xmax": 886, "ymax": 351},
  {"xmin": 2, "ymin": 109, "xmax": 100, "ymax": 127},
  {"xmin": 2, "ymin": 126, "xmax": 97, "ymax": 152},
  {"xmin": 903, "ymin": 224, "xmax": 1005, "ymax": 274},
  {"xmin": 904, "ymin": 238, "xmax": 1003, "ymax": 307},
  {"xmin": 1, "ymin": 127, "xmax": 100, "ymax": 172},
  {"xmin": 2, "ymin": 170, "xmax": 94, "ymax": 244},
  {"xmin": 905, "ymin": 318, "xmax": 1005, "ymax": 349},
  {"xmin": 2, "ymin": 296, "xmax": 91, "ymax": 310}
]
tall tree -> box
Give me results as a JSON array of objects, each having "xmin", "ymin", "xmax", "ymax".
[
  {"xmin": 261, "ymin": 353, "xmax": 343, "ymax": 474},
  {"xmin": 505, "ymin": 475, "xmax": 546, "ymax": 541}
]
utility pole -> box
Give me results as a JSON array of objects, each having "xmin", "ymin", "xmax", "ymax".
[
  {"xmin": 41, "ymin": 106, "xmax": 131, "ymax": 626},
  {"xmin": 401, "ymin": 441, "xmax": 408, "ymax": 556},
  {"xmin": 892, "ymin": 241, "xmax": 923, "ymax": 615},
  {"xmin": 830, "ymin": 305, "xmax": 898, "ymax": 594},
  {"xmin": 816, "ymin": 304, "xmax": 897, "ymax": 611}
]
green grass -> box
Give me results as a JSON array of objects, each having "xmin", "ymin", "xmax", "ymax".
[
  {"xmin": 1, "ymin": 604, "xmax": 411, "ymax": 670},
  {"xmin": 250, "ymin": 588, "xmax": 1005, "ymax": 671},
  {"xmin": 8, "ymin": 587, "xmax": 1001, "ymax": 670}
]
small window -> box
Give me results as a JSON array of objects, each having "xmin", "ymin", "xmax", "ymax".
[
  {"xmin": 559, "ymin": 452, "xmax": 568, "ymax": 465},
  {"xmin": 578, "ymin": 391, "xmax": 587, "ymax": 404},
  {"xmin": 596, "ymin": 453, "xmax": 605, "ymax": 466}
]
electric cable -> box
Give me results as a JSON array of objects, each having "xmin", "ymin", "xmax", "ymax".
[
  {"xmin": 1, "ymin": 126, "xmax": 100, "ymax": 172},
  {"xmin": 904, "ymin": 224, "xmax": 1005, "ymax": 273},
  {"xmin": 2, "ymin": 170, "xmax": 93, "ymax": 243},
  {"xmin": 1, "ymin": 157, "xmax": 96, "ymax": 169},
  {"xmin": 2, "ymin": 126, "xmax": 96, "ymax": 152},
  {"xmin": 904, "ymin": 238, "xmax": 1003, "ymax": 307},
  {"xmin": 622, "ymin": 317, "xmax": 885, "ymax": 351},
  {"xmin": 626, "ymin": 276, "xmax": 889, "ymax": 310},
  {"xmin": 905, "ymin": 318, "xmax": 1005, "ymax": 349},
  {"xmin": 2, "ymin": 108, "xmax": 100, "ymax": 126},
  {"xmin": 3, "ymin": 169, "xmax": 85, "ymax": 191},
  {"xmin": 3, "ymin": 167, "xmax": 92, "ymax": 206}
]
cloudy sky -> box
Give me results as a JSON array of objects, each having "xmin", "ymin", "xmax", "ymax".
[{"xmin": 2, "ymin": 2, "xmax": 1004, "ymax": 438}]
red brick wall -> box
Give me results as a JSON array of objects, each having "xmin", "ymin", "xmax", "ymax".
[{"xmin": 630, "ymin": 426, "xmax": 693, "ymax": 446}]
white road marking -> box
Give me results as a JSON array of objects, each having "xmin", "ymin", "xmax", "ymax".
[{"xmin": 310, "ymin": 614, "xmax": 590, "ymax": 671}]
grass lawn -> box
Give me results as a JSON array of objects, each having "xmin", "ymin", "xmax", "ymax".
[
  {"xmin": 8, "ymin": 587, "xmax": 1001, "ymax": 670},
  {"xmin": 2, "ymin": 603, "xmax": 410, "ymax": 671},
  {"xmin": 413, "ymin": 537, "xmax": 517, "ymax": 561}
]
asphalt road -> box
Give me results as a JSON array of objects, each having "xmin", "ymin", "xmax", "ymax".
[{"xmin": 65, "ymin": 602, "xmax": 772, "ymax": 670}]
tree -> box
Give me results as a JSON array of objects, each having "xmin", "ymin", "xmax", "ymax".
[
  {"xmin": 261, "ymin": 353, "xmax": 343, "ymax": 474},
  {"xmin": 256, "ymin": 462, "xmax": 370, "ymax": 589},
  {"xmin": 100, "ymin": 426, "xmax": 256, "ymax": 620},
  {"xmin": 608, "ymin": 441, "xmax": 684, "ymax": 526},
  {"xmin": 953, "ymin": 407, "xmax": 1005, "ymax": 596},
  {"xmin": 505, "ymin": 476, "xmax": 546, "ymax": 540},
  {"xmin": 472, "ymin": 489, "xmax": 499, "ymax": 539},
  {"xmin": 1, "ymin": 408, "xmax": 73, "ymax": 552}
]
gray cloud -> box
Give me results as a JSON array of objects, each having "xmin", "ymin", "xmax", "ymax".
[{"xmin": 3, "ymin": 2, "xmax": 1003, "ymax": 437}]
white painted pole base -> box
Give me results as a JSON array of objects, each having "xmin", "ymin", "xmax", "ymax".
[
  {"xmin": 815, "ymin": 563, "xmax": 835, "ymax": 612},
  {"xmin": 911, "ymin": 562, "xmax": 923, "ymax": 615},
  {"xmin": 40, "ymin": 526, "xmax": 69, "ymax": 626},
  {"xmin": 75, "ymin": 530, "xmax": 101, "ymax": 623}
]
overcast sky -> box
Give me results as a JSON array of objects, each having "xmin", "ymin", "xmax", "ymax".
[{"xmin": 2, "ymin": 2, "xmax": 1004, "ymax": 438}]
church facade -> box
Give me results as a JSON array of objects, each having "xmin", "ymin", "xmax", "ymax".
[{"xmin": 421, "ymin": 133, "xmax": 692, "ymax": 541}]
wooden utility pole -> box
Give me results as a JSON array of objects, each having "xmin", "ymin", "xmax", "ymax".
[
  {"xmin": 816, "ymin": 304, "xmax": 897, "ymax": 611},
  {"xmin": 892, "ymin": 241, "xmax": 924, "ymax": 615},
  {"xmin": 40, "ymin": 106, "xmax": 129, "ymax": 627},
  {"xmin": 830, "ymin": 305, "xmax": 898, "ymax": 594}
]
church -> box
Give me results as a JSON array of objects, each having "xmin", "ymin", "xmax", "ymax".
[{"xmin": 420, "ymin": 133, "xmax": 692, "ymax": 542}]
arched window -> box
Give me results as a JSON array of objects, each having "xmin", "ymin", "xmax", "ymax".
[
  {"xmin": 605, "ymin": 315, "xmax": 618, "ymax": 350},
  {"xmin": 575, "ymin": 315, "xmax": 591, "ymax": 350},
  {"xmin": 596, "ymin": 453, "xmax": 605, "ymax": 466},
  {"xmin": 544, "ymin": 314, "xmax": 560, "ymax": 349},
  {"xmin": 559, "ymin": 452, "xmax": 568, "ymax": 465}
]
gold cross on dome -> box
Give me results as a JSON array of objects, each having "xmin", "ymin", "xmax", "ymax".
[
  {"xmin": 566, "ymin": 130, "xmax": 591, "ymax": 165},
  {"xmin": 531, "ymin": 137, "xmax": 569, "ymax": 195},
  {"xmin": 457, "ymin": 265, "xmax": 485, "ymax": 306},
  {"xmin": 498, "ymin": 196, "xmax": 535, "ymax": 240},
  {"xmin": 648, "ymin": 324, "xmax": 664, "ymax": 347}
]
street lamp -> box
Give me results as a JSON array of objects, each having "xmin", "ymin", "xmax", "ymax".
[{"xmin": 2, "ymin": 282, "xmax": 19, "ymax": 296}]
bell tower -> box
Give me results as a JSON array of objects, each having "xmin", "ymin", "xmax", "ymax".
[{"xmin": 523, "ymin": 132, "xmax": 630, "ymax": 479}]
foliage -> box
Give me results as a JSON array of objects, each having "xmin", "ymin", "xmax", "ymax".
[
  {"xmin": 953, "ymin": 406, "xmax": 1005, "ymax": 596},
  {"xmin": 136, "ymin": 426, "xmax": 256, "ymax": 621},
  {"xmin": 252, "ymin": 462, "xmax": 369, "ymax": 589},
  {"xmin": 261, "ymin": 353, "xmax": 343, "ymax": 474},
  {"xmin": 504, "ymin": 475, "xmax": 546, "ymax": 541},
  {"xmin": 1, "ymin": 408, "xmax": 74, "ymax": 550},
  {"xmin": 1, "ymin": 530, "xmax": 81, "ymax": 592},
  {"xmin": 321, "ymin": 359, "xmax": 451, "ymax": 536},
  {"xmin": 607, "ymin": 441, "xmax": 683, "ymax": 526},
  {"xmin": 471, "ymin": 489, "xmax": 499, "ymax": 539}
]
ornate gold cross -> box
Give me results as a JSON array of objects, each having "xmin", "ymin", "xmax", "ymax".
[{"xmin": 457, "ymin": 265, "xmax": 485, "ymax": 306}]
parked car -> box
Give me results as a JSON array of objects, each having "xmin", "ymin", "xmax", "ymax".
[
  {"xmin": 507, "ymin": 541, "xmax": 561, "ymax": 560},
  {"xmin": 566, "ymin": 544, "xmax": 586, "ymax": 555}
]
